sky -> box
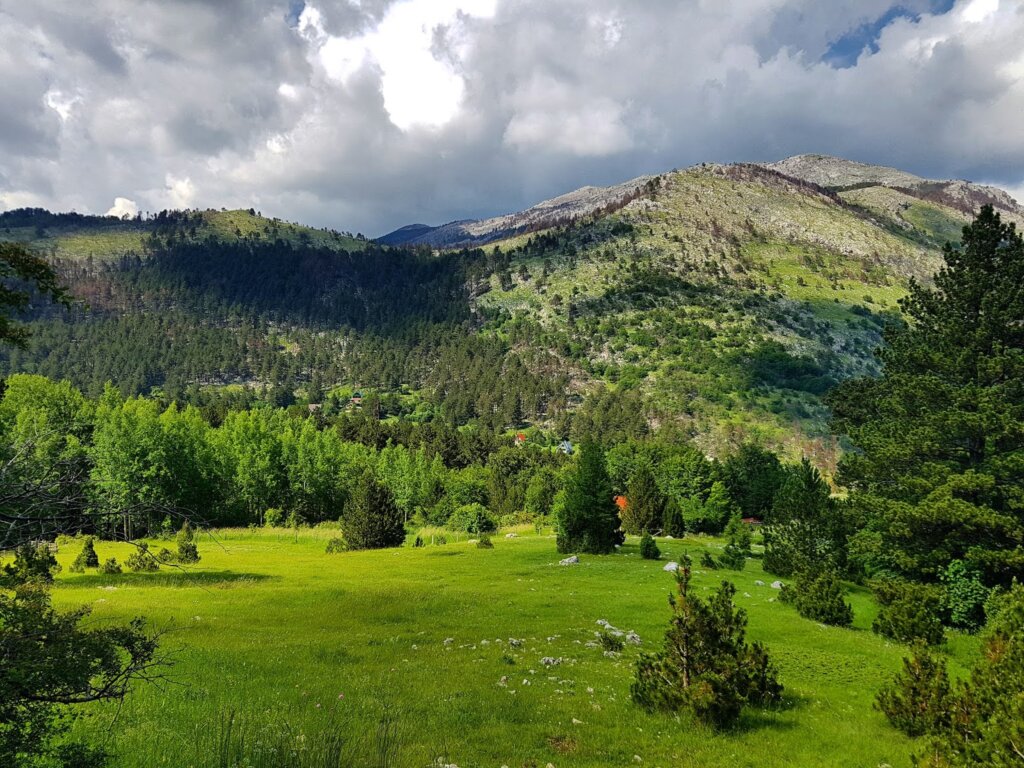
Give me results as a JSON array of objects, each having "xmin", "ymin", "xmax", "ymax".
[{"xmin": 1, "ymin": 0, "xmax": 1023, "ymax": 236}]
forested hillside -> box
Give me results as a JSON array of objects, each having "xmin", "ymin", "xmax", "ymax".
[{"xmin": 2, "ymin": 156, "xmax": 1018, "ymax": 460}]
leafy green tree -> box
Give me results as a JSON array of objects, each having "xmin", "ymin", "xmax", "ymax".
[
  {"xmin": 524, "ymin": 466, "xmax": 559, "ymax": 518},
  {"xmin": 631, "ymin": 555, "xmax": 782, "ymax": 728},
  {"xmin": 830, "ymin": 206, "xmax": 1024, "ymax": 589},
  {"xmin": 343, "ymin": 471, "xmax": 406, "ymax": 550},
  {"xmin": 555, "ymin": 441, "xmax": 620, "ymax": 554},
  {"xmin": 662, "ymin": 497, "xmax": 685, "ymax": 538},
  {"xmin": 939, "ymin": 560, "xmax": 988, "ymax": 631},
  {"xmin": 622, "ymin": 464, "xmax": 665, "ymax": 535},
  {"xmin": 682, "ymin": 480, "xmax": 735, "ymax": 535}
]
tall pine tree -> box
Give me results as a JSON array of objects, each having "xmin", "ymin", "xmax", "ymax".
[
  {"xmin": 343, "ymin": 471, "xmax": 406, "ymax": 550},
  {"xmin": 830, "ymin": 206, "xmax": 1024, "ymax": 587},
  {"xmin": 555, "ymin": 441, "xmax": 621, "ymax": 554}
]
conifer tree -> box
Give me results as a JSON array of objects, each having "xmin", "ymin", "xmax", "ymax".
[
  {"xmin": 555, "ymin": 441, "xmax": 620, "ymax": 554},
  {"xmin": 632, "ymin": 555, "xmax": 782, "ymax": 728},
  {"xmin": 830, "ymin": 206, "xmax": 1024, "ymax": 588},
  {"xmin": 176, "ymin": 521, "xmax": 200, "ymax": 564},
  {"xmin": 343, "ymin": 471, "xmax": 406, "ymax": 550},
  {"xmin": 621, "ymin": 464, "xmax": 665, "ymax": 535}
]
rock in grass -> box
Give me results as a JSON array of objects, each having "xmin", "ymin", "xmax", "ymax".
[
  {"xmin": 559, "ymin": 555, "xmax": 579, "ymax": 566},
  {"xmin": 505, "ymin": 533, "xmax": 518, "ymax": 539},
  {"xmin": 663, "ymin": 561, "xmax": 679, "ymax": 572},
  {"xmin": 771, "ymin": 580, "xmax": 785, "ymax": 589},
  {"xmin": 755, "ymin": 580, "xmax": 765, "ymax": 586}
]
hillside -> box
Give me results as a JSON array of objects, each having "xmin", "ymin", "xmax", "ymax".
[{"xmin": 1, "ymin": 155, "xmax": 1017, "ymax": 459}]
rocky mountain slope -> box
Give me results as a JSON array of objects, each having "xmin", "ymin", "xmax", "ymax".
[{"xmin": 3, "ymin": 155, "xmax": 1020, "ymax": 461}]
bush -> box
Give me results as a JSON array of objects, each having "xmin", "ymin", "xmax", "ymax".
[
  {"xmin": 781, "ymin": 570, "xmax": 853, "ymax": 627},
  {"xmin": 2, "ymin": 543, "xmax": 60, "ymax": 585},
  {"xmin": 476, "ymin": 534, "xmax": 494, "ymax": 549},
  {"xmin": 631, "ymin": 555, "xmax": 782, "ymax": 729},
  {"xmin": 325, "ymin": 537, "xmax": 346, "ymax": 554},
  {"xmin": 718, "ymin": 515, "xmax": 751, "ymax": 570},
  {"xmin": 940, "ymin": 560, "xmax": 988, "ymax": 631},
  {"xmin": 99, "ymin": 557, "xmax": 122, "ymax": 574},
  {"xmin": 598, "ymin": 631, "xmax": 625, "ymax": 652},
  {"xmin": 639, "ymin": 531, "xmax": 660, "ymax": 560},
  {"xmin": 875, "ymin": 641, "xmax": 951, "ymax": 737},
  {"xmin": 871, "ymin": 580, "xmax": 944, "ymax": 645},
  {"xmin": 447, "ymin": 503, "xmax": 497, "ymax": 534},
  {"xmin": 70, "ymin": 537, "xmax": 100, "ymax": 573},
  {"xmin": 413, "ymin": 536, "xmax": 424, "ymax": 548},
  {"xmin": 125, "ymin": 543, "xmax": 159, "ymax": 573},
  {"xmin": 699, "ymin": 550, "xmax": 718, "ymax": 569},
  {"xmin": 156, "ymin": 547, "xmax": 177, "ymax": 563},
  {"xmin": 176, "ymin": 521, "xmax": 200, "ymax": 564},
  {"xmin": 264, "ymin": 508, "xmax": 284, "ymax": 527}
]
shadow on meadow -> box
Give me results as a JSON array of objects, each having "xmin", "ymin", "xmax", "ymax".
[{"xmin": 59, "ymin": 570, "xmax": 277, "ymax": 589}]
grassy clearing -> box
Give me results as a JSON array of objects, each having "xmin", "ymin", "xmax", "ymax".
[{"xmin": 29, "ymin": 529, "xmax": 980, "ymax": 767}]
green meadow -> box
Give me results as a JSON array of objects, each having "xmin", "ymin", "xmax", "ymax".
[{"xmin": 38, "ymin": 529, "xmax": 980, "ymax": 768}]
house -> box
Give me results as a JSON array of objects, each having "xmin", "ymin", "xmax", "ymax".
[
  {"xmin": 350, "ymin": 391, "xmax": 363, "ymax": 406},
  {"xmin": 514, "ymin": 432, "xmax": 527, "ymax": 447},
  {"xmin": 558, "ymin": 439, "xmax": 574, "ymax": 455},
  {"xmin": 741, "ymin": 517, "xmax": 763, "ymax": 528}
]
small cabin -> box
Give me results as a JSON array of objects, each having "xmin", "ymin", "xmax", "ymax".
[{"xmin": 741, "ymin": 517, "xmax": 764, "ymax": 529}]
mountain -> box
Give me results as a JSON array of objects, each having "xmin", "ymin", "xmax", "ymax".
[
  {"xmin": 378, "ymin": 175, "xmax": 655, "ymax": 248},
  {"xmin": 3, "ymin": 155, "xmax": 1019, "ymax": 461}
]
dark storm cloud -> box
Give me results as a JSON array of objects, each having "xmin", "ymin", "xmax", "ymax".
[{"xmin": 0, "ymin": 0, "xmax": 1021, "ymax": 230}]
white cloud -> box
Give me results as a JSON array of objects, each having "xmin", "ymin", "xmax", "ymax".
[
  {"xmin": 301, "ymin": 0, "xmax": 497, "ymax": 130},
  {"xmin": 44, "ymin": 88, "xmax": 81, "ymax": 121},
  {"xmin": 961, "ymin": 0, "xmax": 999, "ymax": 23},
  {"xmin": 105, "ymin": 196, "xmax": 138, "ymax": 217},
  {"xmin": 165, "ymin": 174, "xmax": 195, "ymax": 209}
]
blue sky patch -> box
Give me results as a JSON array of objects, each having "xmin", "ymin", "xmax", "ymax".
[{"xmin": 823, "ymin": 1, "xmax": 957, "ymax": 68}]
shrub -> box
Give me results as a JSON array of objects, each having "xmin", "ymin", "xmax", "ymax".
[
  {"xmin": 718, "ymin": 515, "xmax": 751, "ymax": 570},
  {"xmin": 699, "ymin": 550, "xmax": 718, "ymax": 569},
  {"xmin": 631, "ymin": 555, "xmax": 782, "ymax": 729},
  {"xmin": 99, "ymin": 558, "xmax": 122, "ymax": 574},
  {"xmin": 476, "ymin": 534, "xmax": 494, "ymax": 550},
  {"xmin": 875, "ymin": 641, "xmax": 951, "ymax": 737},
  {"xmin": 264, "ymin": 508, "xmax": 284, "ymax": 527},
  {"xmin": 413, "ymin": 536, "xmax": 424, "ymax": 548},
  {"xmin": 125, "ymin": 543, "xmax": 159, "ymax": 573},
  {"xmin": 447, "ymin": 503, "xmax": 497, "ymax": 534},
  {"xmin": 871, "ymin": 580, "xmax": 944, "ymax": 645},
  {"xmin": 639, "ymin": 531, "xmax": 660, "ymax": 560},
  {"xmin": 70, "ymin": 537, "xmax": 100, "ymax": 573},
  {"xmin": 325, "ymin": 537, "xmax": 346, "ymax": 554},
  {"xmin": 156, "ymin": 547, "xmax": 177, "ymax": 563},
  {"xmin": 176, "ymin": 521, "xmax": 201, "ymax": 564},
  {"xmin": 940, "ymin": 559, "xmax": 988, "ymax": 631},
  {"xmin": 2, "ymin": 543, "xmax": 60, "ymax": 585},
  {"xmin": 159, "ymin": 515, "xmax": 175, "ymax": 540},
  {"xmin": 781, "ymin": 570, "xmax": 853, "ymax": 627},
  {"xmin": 285, "ymin": 511, "xmax": 307, "ymax": 530},
  {"xmin": 662, "ymin": 497, "xmax": 685, "ymax": 538},
  {"xmin": 598, "ymin": 631, "xmax": 625, "ymax": 652}
]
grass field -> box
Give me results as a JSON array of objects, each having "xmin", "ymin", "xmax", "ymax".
[{"xmin": 40, "ymin": 529, "xmax": 980, "ymax": 767}]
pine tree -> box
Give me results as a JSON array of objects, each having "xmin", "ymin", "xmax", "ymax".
[
  {"xmin": 343, "ymin": 470, "xmax": 406, "ymax": 550},
  {"xmin": 830, "ymin": 206, "xmax": 1024, "ymax": 588},
  {"xmin": 718, "ymin": 515, "xmax": 751, "ymax": 570},
  {"xmin": 176, "ymin": 520, "xmax": 200, "ymax": 564},
  {"xmin": 631, "ymin": 555, "xmax": 782, "ymax": 728},
  {"xmin": 621, "ymin": 464, "xmax": 665, "ymax": 535},
  {"xmin": 763, "ymin": 459, "xmax": 844, "ymax": 577},
  {"xmin": 69, "ymin": 537, "xmax": 99, "ymax": 573},
  {"xmin": 555, "ymin": 441, "xmax": 620, "ymax": 554}
]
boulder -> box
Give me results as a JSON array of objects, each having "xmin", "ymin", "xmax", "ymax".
[
  {"xmin": 559, "ymin": 555, "xmax": 579, "ymax": 566},
  {"xmin": 771, "ymin": 580, "xmax": 784, "ymax": 589},
  {"xmin": 663, "ymin": 561, "xmax": 679, "ymax": 572}
]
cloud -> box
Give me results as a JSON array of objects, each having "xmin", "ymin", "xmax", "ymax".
[
  {"xmin": 0, "ymin": 0, "xmax": 1023, "ymax": 236},
  {"xmin": 105, "ymin": 197, "xmax": 139, "ymax": 218}
]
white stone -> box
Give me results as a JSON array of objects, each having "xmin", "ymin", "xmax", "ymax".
[
  {"xmin": 771, "ymin": 580, "xmax": 784, "ymax": 589},
  {"xmin": 559, "ymin": 555, "xmax": 579, "ymax": 566},
  {"xmin": 663, "ymin": 561, "xmax": 679, "ymax": 572}
]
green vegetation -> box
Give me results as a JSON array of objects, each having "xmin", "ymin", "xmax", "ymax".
[{"xmin": 0, "ymin": 530, "xmax": 982, "ymax": 767}]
